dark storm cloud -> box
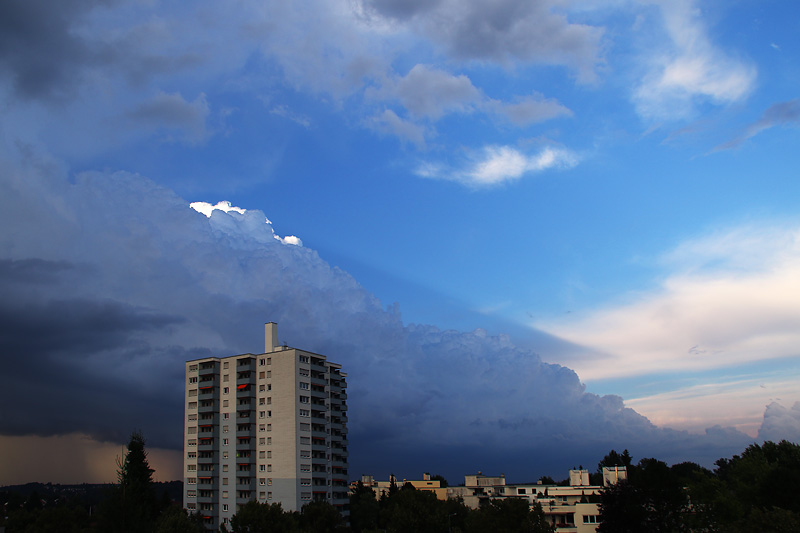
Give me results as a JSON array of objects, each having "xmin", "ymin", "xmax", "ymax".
[
  {"xmin": 0, "ymin": 148, "xmax": 761, "ymax": 478},
  {"xmin": 0, "ymin": 0, "xmax": 101, "ymax": 99}
]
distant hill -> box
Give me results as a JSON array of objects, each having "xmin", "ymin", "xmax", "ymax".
[{"xmin": 0, "ymin": 480, "xmax": 183, "ymax": 508}]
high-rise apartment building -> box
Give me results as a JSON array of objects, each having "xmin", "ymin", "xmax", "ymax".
[{"xmin": 183, "ymin": 323, "xmax": 349, "ymax": 529}]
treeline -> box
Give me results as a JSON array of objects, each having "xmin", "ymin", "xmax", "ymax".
[{"xmin": 597, "ymin": 440, "xmax": 800, "ymax": 532}]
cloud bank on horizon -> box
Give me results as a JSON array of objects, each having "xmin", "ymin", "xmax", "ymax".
[{"xmin": 1, "ymin": 149, "xmax": 796, "ymax": 481}]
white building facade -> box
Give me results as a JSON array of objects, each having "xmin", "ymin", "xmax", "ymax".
[{"xmin": 183, "ymin": 323, "xmax": 348, "ymax": 529}]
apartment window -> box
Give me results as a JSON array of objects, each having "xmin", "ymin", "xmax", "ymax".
[
  {"xmin": 223, "ymin": 362, "xmax": 229, "ymax": 369},
  {"xmin": 223, "ymin": 438, "xmax": 229, "ymax": 445},
  {"xmin": 267, "ymin": 397, "xmax": 272, "ymax": 405},
  {"xmin": 187, "ymin": 464, "xmax": 197, "ymax": 471},
  {"xmin": 188, "ymin": 389, "xmax": 198, "ymax": 397},
  {"xmin": 267, "ymin": 437, "xmax": 272, "ymax": 445},
  {"xmin": 223, "ymin": 451, "xmax": 229, "ymax": 459},
  {"xmin": 301, "ymin": 492, "xmax": 311, "ymax": 501},
  {"xmin": 267, "ymin": 411, "xmax": 271, "ymax": 418},
  {"xmin": 259, "ymin": 424, "xmax": 265, "ymax": 432},
  {"xmin": 300, "ymin": 450, "xmax": 310, "ymax": 458},
  {"xmin": 299, "ymin": 368, "xmax": 309, "ymax": 377},
  {"xmin": 223, "ymin": 374, "xmax": 229, "ymax": 382},
  {"xmin": 259, "ymin": 438, "xmax": 265, "ymax": 445},
  {"xmin": 223, "ymin": 465, "xmax": 229, "ymax": 472},
  {"xmin": 188, "ymin": 402, "xmax": 197, "ymax": 409},
  {"xmin": 267, "ymin": 371, "xmax": 271, "ymax": 378},
  {"xmin": 222, "ymin": 491, "xmax": 228, "ymax": 498},
  {"xmin": 267, "ymin": 451, "xmax": 272, "ymax": 458},
  {"xmin": 259, "ymin": 371, "xmax": 265, "ymax": 379},
  {"xmin": 188, "ymin": 427, "xmax": 197, "ymax": 434},
  {"xmin": 188, "ymin": 414, "xmax": 197, "ymax": 421},
  {"xmin": 300, "ymin": 409, "xmax": 310, "ymax": 417},
  {"xmin": 188, "ymin": 439, "xmax": 196, "ymax": 446},
  {"xmin": 299, "ymin": 355, "xmax": 309, "ymax": 363},
  {"xmin": 259, "ymin": 358, "xmax": 265, "ymax": 366},
  {"xmin": 300, "ymin": 437, "xmax": 310, "ymax": 444},
  {"xmin": 223, "ymin": 504, "xmax": 229, "ymax": 512},
  {"xmin": 259, "ymin": 397, "xmax": 265, "ymax": 405},
  {"xmin": 223, "ymin": 477, "xmax": 229, "ymax": 485},
  {"xmin": 267, "ymin": 424, "xmax": 272, "ymax": 431},
  {"xmin": 268, "ymin": 478, "xmax": 272, "ymax": 486},
  {"xmin": 299, "ymin": 423, "xmax": 310, "ymax": 431},
  {"xmin": 299, "ymin": 382, "xmax": 309, "ymax": 390},
  {"xmin": 301, "ymin": 478, "xmax": 311, "ymax": 486},
  {"xmin": 259, "ymin": 411, "xmax": 265, "ymax": 419},
  {"xmin": 189, "ymin": 377, "xmax": 198, "ymax": 384},
  {"xmin": 300, "ymin": 396, "xmax": 310, "ymax": 403},
  {"xmin": 223, "ymin": 387, "xmax": 229, "ymax": 394},
  {"xmin": 187, "ymin": 477, "xmax": 196, "ymax": 484},
  {"xmin": 300, "ymin": 464, "xmax": 311, "ymax": 472},
  {"xmin": 189, "ymin": 364, "xmax": 198, "ymax": 372},
  {"xmin": 583, "ymin": 516, "xmax": 599, "ymax": 524},
  {"xmin": 259, "ymin": 384, "xmax": 265, "ymax": 392},
  {"xmin": 187, "ymin": 490, "xmax": 196, "ymax": 497},
  {"xmin": 259, "ymin": 451, "xmax": 266, "ymax": 459},
  {"xmin": 268, "ymin": 464, "xmax": 272, "ymax": 472},
  {"xmin": 223, "ymin": 400, "xmax": 229, "ymax": 407},
  {"xmin": 223, "ymin": 425, "xmax": 229, "ymax": 433},
  {"xmin": 223, "ymin": 413, "xmax": 229, "ymax": 420},
  {"xmin": 267, "ymin": 492, "xmax": 272, "ymax": 500},
  {"xmin": 187, "ymin": 503, "xmax": 196, "ymax": 510},
  {"xmin": 188, "ymin": 451, "xmax": 197, "ymax": 458}
]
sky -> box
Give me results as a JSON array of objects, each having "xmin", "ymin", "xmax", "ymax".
[{"xmin": 1, "ymin": 0, "xmax": 800, "ymax": 485}]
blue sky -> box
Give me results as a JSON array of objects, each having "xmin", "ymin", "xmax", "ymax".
[{"xmin": 1, "ymin": 0, "xmax": 800, "ymax": 484}]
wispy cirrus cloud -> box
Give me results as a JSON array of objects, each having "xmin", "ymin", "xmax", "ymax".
[
  {"xmin": 417, "ymin": 144, "xmax": 579, "ymax": 187},
  {"xmin": 634, "ymin": 0, "xmax": 756, "ymax": 120},
  {"xmin": 538, "ymin": 222, "xmax": 800, "ymax": 381},
  {"xmin": 711, "ymin": 98, "xmax": 800, "ymax": 152}
]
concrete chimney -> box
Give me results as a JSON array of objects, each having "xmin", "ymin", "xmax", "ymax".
[{"xmin": 265, "ymin": 322, "xmax": 278, "ymax": 352}]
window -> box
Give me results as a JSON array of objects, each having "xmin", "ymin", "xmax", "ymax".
[
  {"xmin": 259, "ymin": 398, "xmax": 266, "ymax": 405},
  {"xmin": 189, "ymin": 364, "xmax": 198, "ymax": 372},
  {"xmin": 300, "ymin": 450, "xmax": 310, "ymax": 458},
  {"xmin": 299, "ymin": 355, "xmax": 309, "ymax": 363},
  {"xmin": 267, "ymin": 411, "xmax": 271, "ymax": 417},
  {"xmin": 222, "ymin": 491, "xmax": 228, "ymax": 498},
  {"xmin": 259, "ymin": 451, "xmax": 266, "ymax": 459},
  {"xmin": 188, "ymin": 413, "xmax": 197, "ymax": 421},
  {"xmin": 300, "ymin": 396, "xmax": 310, "ymax": 403},
  {"xmin": 259, "ymin": 384, "xmax": 265, "ymax": 392},
  {"xmin": 267, "ymin": 437, "xmax": 272, "ymax": 445},
  {"xmin": 299, "ymin": 382, "xmax": 309, "ymax": 390},
  {"xmin": 259, "ymin": 371, "xmax": 265, "ymax": 379},
  {"xmin": 300, "ymin": 423, "xmax": 310, "ymax": 431},
  {"xmin": 188, "ymin": 427, "xmax": 197, "ymax": 434},
  {"xmin": 583, "ymin": 516, "xmax": 599, "ymax": 524},
  {"xmin": 267, "ymin": 451, "xmax": 272, "ymax": 458},
  {"xmin": 223, "ymin": 361, "xmax": 229, "ymax": 369},
  {"xmin": 223, "ymin": 413, "xmax": 229, "ymax": 420},
  {"xmin": 518, "ymin": 488, "xmax": 526, "ymax": 495},
  {"xmin": 268, "ymin": 464, "xmax": 272, "ymax": 472},
  {"xmin": 187, "ymin": 503, "xmax": 196, "ymax": 510},
  {"xmin": 223, "ymin": 451, "xmax": 229, "ymax": 459},
  {"xmin": 188, "ymin": 451, "xmax": 197, "ymax": 458},
  {"xmin": 188, "ymin": 402, "xmax": 197, "ymax": 409},
  {"xmin": 267, "ymin": 492, "xmax": 272, "ymax": 499},
  {"xmin": 223, "ymin": 438, "xmax": 229, "ymax": 445},
  {"xmin": 299, "ymin": 368, "xmax": 309, "ymax": 377},
  {"xmin": 267, "ymin": 424, "xmax": 272, "ymax": 431},
  {"xmin": 259, "ymin": 424, "xmax": 266, "ymax": 432},
  {"xmin": 260, "ymin": 478, "xmax": 266, "ymax": 485},
  {"xmin": 188, "ymin": 439, "xmax": 196, "ymax": 446},
  {"xmin": 300, "ymin": 437, "xmax": 310, "ymax": 444},
  {"xmin": 223, "ymin": 477, "xmax": 229, "ymax": 485},
  {"xmin": 187, "ymin": 490, "xmax": 196, "ymax": 497},
  {"xmin": 188, "ymin": 389, "xmax": 198, "ymax": 397},
  {"xmin": 223, "ymin": 400, "xmax": 229, "ymax": 407},
  {"xmin": 300, "ymin": 464, "xmax": 311, "ymax": 472},
  {"xmin": 260, "ymin": 358, "xmax": 265, "ymax": 366},
  {"xmin": 268, "ymin": 478, "xmax": 272, "ymax": 486},
  {"xmin": 300, "ymin": 409, "xmax": 310, "ymax": 417},
  {"xmin": 259, "ymin": 438, "xmax": 266, "ymax": 445},
  {"xmin": 223, "ymin": 374, "xmax": 229, "ymax": 382},
  {"xmin": 223, "ymin": 425, "xmax": 229, "ymax": 433},
  {"xmin": 189, "ymin": 377, "xmax": 198, "ymax": 384},
  {"xmin": 301, "ymin": 478, "xmax": 311, "ymax": 486},
  {"xmin": 267, "ymin": 371, "xmax": 271, "ymax": 378},
  {"xmin": 187, "ymin": 464, "xmax": 197, "ymax": 471},
  {"xmin": 223, "ymin": 465, "xmax": 229, "ymax": 472},
  {"xmin": 187, "ymin": 477, "xmax": 196, "ymax": 484},
  {"xmin": 223, "ymin": 387, "xmax": 229, "ymax": 394},
  {"xmin": 260, "ymin": 411, "xmax": 265, "ymax": 419},
  {"xmin": 301, "ymin": 492, "xmax": 311, "ymax": 501},
  {"xmin": 223, "ymin": 504, "xmax": 229, "ymax": 512},
  {"xmin": 260, "ymin": 465, "xmax": 265, "ymax": 472}
]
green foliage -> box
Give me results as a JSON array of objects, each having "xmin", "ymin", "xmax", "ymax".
[
  {"xmin": 154, "ymin": 504, "xmax": 207, "ymax": 533},
  {"xmin": 349, "ymin": 481, "xmax": 379, "ymax": 533},
  {"xmin": 430, "ymin": 474, "xmax": 449, "ymax": 488},
  {"xmin": 229, "ymin": 501, "xmax": 299, "ymax": 533},
  {"xmin": 466, "ymin": 498, "xmax": 554, "ymax": 533},
  {"xmin": 299, "ymin": 501, "xmax": 345, "ymax": 532}
]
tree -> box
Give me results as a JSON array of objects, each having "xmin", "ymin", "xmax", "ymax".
[
  {"xmin": 349, "ymin": 481, "xmax": 379, "ymax": 533},
  {"xmin": 430, "ymin": 474, "xmax": 449, "ymax": 488},
  {"xmin": 230, "ymin": 501, "xmax": 299, "ymax": 533},
  {"xmin": 466, "ymin": 498, "xmax": 554, "ymax": 533},
  {"xmin": 155, "ymin": 504, "xmax": 207, "ymax": 533},
  {"xmin": 298, "ymin": 501, "xmax": 344, "ymax": 533},
  {"xmin": 97, "ymin": 430, "xmax": 159, "ymax": 533}
]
